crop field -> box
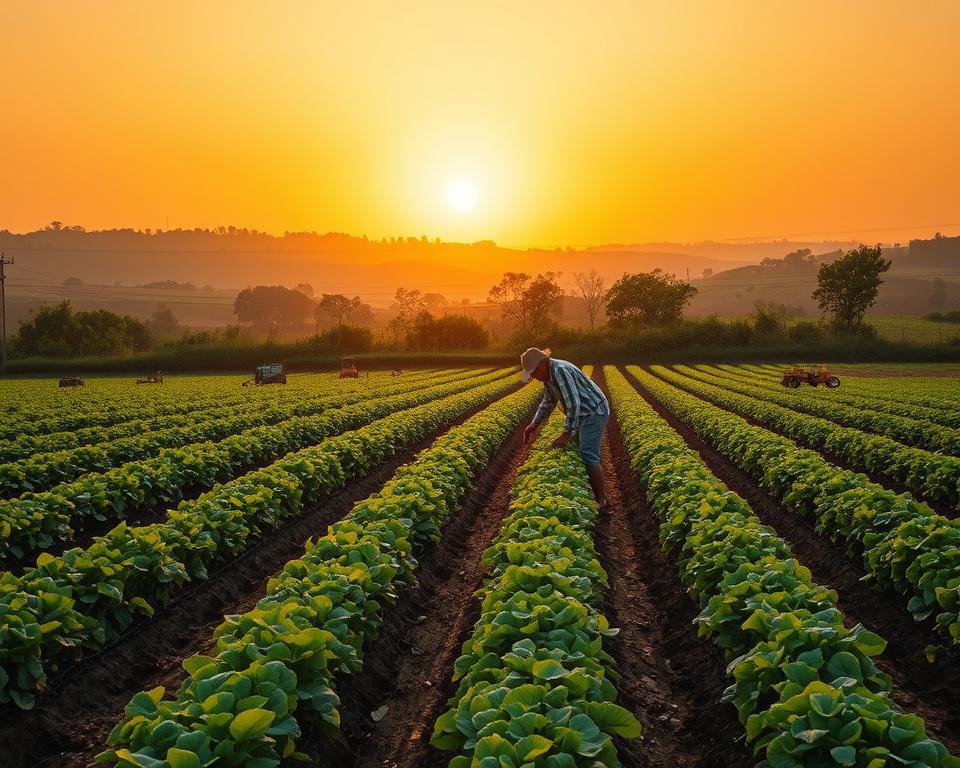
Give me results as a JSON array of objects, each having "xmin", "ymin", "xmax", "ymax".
[{"xmin": 0, "ymin": 365, "xmax": 959, "ymax": 768}]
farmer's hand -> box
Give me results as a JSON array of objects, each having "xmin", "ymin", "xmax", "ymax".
[
  {"xmin": 523, "ymin": 423, "xmax": 538, "ymax": 445},
  {"xmin": 551, "ymin": 431, "xmax": 572, "ymax": 449}
]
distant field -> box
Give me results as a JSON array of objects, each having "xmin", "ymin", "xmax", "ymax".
[
  {"xmin": 714, "ymin": 313, "xmax": 960, "ymax": 345},
  {"xmin": 861, "ymin": 314, "xmax": 960, "ymax": 344}
]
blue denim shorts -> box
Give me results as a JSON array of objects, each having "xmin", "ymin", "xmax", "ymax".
[{"xmin": 575, "ymin": 412, "xmax": 608, "ymax": 465}]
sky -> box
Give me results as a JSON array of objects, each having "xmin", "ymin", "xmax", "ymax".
[{"xmin": 3, "ymin": 1, "xmax": 959, "ymax": 248}]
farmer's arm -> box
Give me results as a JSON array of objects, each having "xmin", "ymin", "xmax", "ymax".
[{"xmin": 524, "ymin": 387, "xmax": 556, "ymax": 444}]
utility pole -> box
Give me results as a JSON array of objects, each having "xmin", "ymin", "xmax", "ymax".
[{"xmin": 0, "ymin": 252, "xmax": 13, "ymax": 376}]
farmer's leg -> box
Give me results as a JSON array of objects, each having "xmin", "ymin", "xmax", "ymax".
[{"xmin": 577, "ymin": 414, "xmax": 609, "ymax": 510}]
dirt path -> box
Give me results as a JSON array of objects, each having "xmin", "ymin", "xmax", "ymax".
[
  {"xmin": 0, "ymin": 393, "xmax": 514, "ymax": 768},
  {"xmin": 626, "ymin": 368, "xmax": 960, "ymax": 754},
  {"xmin": 595, "ymin": 368, "xmax": 752, "ymax": 768},
  {"xmin": 310, "ymin": 420, "xmax": 531, "ymax": 768}
]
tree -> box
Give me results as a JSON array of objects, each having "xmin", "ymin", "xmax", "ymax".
[
  {"xmin": 423, "ymin": 292, "xmax": 447, "ymax": 312},
  {"xmin": 488, "ymin": 272, "xmax": 531, "ymax": 332},
  {"xmin": 605, "ymin": 270, "xmax": 697, "ymax": 326},
  {"xmin": 408, "ymin": 312, "xmax": 489, "ymax": 351},
  {"xmin": 314, "ymin": 293, "xmax": 362, "ymax": 329},
  {"xmin": 149, "ymin": 303, "xmax": 180, "ymax": 337},
  {"xmin": 392, "ymin": 287, "xmax": 426, "ymax": 319},
  {"xmin": 488, "ymin": 271, "xmax": 563, "ymax": 336},
  {"xmin": 13, "ymin": 301, "xmax": 153, "ymax": 357},
  {"xmin": 812, "ymin": 245, "xmax": 891, "ymax": 332},
  {"xmin": 295, "ymin": 283, "xmax": 315, "ymax": 298},
  {"xmin": 314, "ymin": 324, "xmax": 373, "ymax": 352},
  {"xmin": 753, "ymin": 300, "xmax": 788, "ymax": 335},
  {"xmin": 386, "ymin": 288, "xmax": 427, "ymax": 346},
  {"xmin": 233, "ymin": 285, "xmax": 314, "ymax": 331},
  {"xmin": 573, "ymin": 269, "xmax": 607, "ymax": 330}
]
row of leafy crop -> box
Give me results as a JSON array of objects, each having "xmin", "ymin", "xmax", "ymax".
[
  {"xmin": 712, "ymin": 364, "xmax": 960, "ymax": 430},
  {"xmin": 746, "ymin": 365, "xmax": 960, "ymax": 413},
  {"xmin": 673, "ymin": 365, "xmax": 960, "ymax": 456},
  {"xmin": 606, "ymin": 366, "xmax": 958, "ymax": 768},
  {"xmin": 0, "ymin": 369, "xmax": 510, "ymax": 559},
  {"xmin": 0, "ymin": 369, "xmax": 462, "ymax": 463},
  {"xmin": 0, "ymin": 373, "xmax": 522, "ymax": 711},
  {"xmin": 93, "ymin": 381, "xmax": 542, "ymax": 767},
  {"xmin": 633, "ymin": 366, "xmax": 960, "ymax": 647},
  {"xmin": 430, "ymin": 407, "xmax": 641, "ymax": 767},
  {"xmin": 0, "ymin": 369, "xmax": 463, "ymax": 495},
  {"xmin": 652, "ymin": 365, "xmax": 960, "ymax": 510},
  {"xmin": 0, "ymin": 374, "xmax": 300, "ymax": 441}
]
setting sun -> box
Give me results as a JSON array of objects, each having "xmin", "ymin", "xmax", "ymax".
[{"xmin": 447, "ymin": 180, "xmax": 478, "ymax": 213}]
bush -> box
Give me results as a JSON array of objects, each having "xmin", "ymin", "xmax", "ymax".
[
  {"xmin": 788, "ymin": 321, "xmax": 827, "ymax": 343},
  {"xmin": 312, "ymin": 324, "xmax": 373, "ymax": 353}
]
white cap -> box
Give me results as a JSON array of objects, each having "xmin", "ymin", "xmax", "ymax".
[{"xmin": 520, "ymin": 347, "xmax": 551, "ymax": 383}]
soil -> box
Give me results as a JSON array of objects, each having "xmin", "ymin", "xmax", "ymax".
[
  {"xmin": 304, "ymin": 418, "xmax": 531, "ymax": 768},
  {"xmin": 0, "ymin": 390, "xmax": 516, "ymax": 768},
  {"xmin": 652, "ymin": 371, "xmax": 955, "ymax": 519},
  {"xmin": 625, "ymin": 366, "xmax": 960, "ymax": 755},
  {"xmin": 592, "ymin": 367, "xmax": 753, "ymax": 768}
]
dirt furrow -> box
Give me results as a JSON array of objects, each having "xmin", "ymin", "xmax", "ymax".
[
  {"xmin": 626, "ymin": 367, "xmax": 960, "ymax": 754},
  {"xmin": 0, "ymin": 393, "xmax": 515, "ymax": 768},
  {"xmin": 312, "ymin": 421, "xmax": 532, "ymax": 768},
  {"xmin": 595, "ymin": 368, "xmax": 752, "ymax": 768},
  {"xmin": 649, "ymin": 369, "xmax": 955, "ymax": 519}
]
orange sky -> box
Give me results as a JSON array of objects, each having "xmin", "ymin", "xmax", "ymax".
[{"xmin": 3, "ymin": 1, "xmax": 959, "ymax": 248}]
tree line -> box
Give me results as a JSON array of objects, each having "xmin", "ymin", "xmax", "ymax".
[{"xmin": 8, "ymin": 244, "xmax": 896, "ymax": 359}]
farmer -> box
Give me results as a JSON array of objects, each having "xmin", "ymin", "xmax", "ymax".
[{"xmin": 520, "ymin": 347, "xmax": 610, "ymax": 511}]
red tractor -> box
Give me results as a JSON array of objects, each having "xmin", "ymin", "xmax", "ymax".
[
  {"xmin": 339, "ymin": 356, "xmax": 360, "ymax": 378},
  {"xmin": 781, "ymin": 364, "xmax": 840, "ymax": 389}
]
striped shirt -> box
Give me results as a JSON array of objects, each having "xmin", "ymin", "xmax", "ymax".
[{"xmin": 531, "ymin": 358, "xmax": 609, "ymax": 433}]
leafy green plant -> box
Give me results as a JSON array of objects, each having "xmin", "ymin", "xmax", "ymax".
[
  {"xmin": 96, "ymin": 382, "xmax": 541, "ymax": 765},
  {"xmin": 605, "ymin": 366, "xmax": 958, "ymax": 767},
  {"xmin": 432, "ymin": 399, "xmax": 641, "ymax": 767}
]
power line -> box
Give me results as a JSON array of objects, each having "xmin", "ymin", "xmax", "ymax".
[{"xmin": 0, "ymin": 253, "xmax": 14, "ymax": 375}]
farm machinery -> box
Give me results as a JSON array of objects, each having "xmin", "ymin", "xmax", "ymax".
[
  {"xmin": 340, "ymin": 356, "xmax": 360, "ymax": 378},
  {"xmin": 243, "ymin": 363, "xmax": 287, "ymax": 386},
  {"xmin": 781, "ymin": 364, "xmax": 840, "ymax": 389},
  {"xmin": 58, "ymin": 376, "xmax": 85, "ymax": 388},
  {"xmin": 136, "ymin": 371, "xmax": 163, "ymax": 385}
]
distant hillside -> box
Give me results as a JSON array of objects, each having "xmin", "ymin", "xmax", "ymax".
[
  {"xmin": 693, "ymin": 243, "xmax": 960, "ymax": 316},
  {"xmin": 1, "ymin": 225, "xmax": 956, "ymax": 325}
]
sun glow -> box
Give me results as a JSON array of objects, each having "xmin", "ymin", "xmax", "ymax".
[{"xmin": 447, "ymin": 179, "xmax": 478, "ymax": 212}]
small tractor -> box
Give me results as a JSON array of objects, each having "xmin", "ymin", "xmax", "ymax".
[
  {"xmin": 243, "ymin": 363, "xmax": 287, "ymax": 386},
  {"xmin": 781, "ymin": 363, "xmax": 840, "ymax": 389},
  {"xmin": 59, "ymin": 376, "xmax": 85, "ymax": 388},
  {"xmin": 339, "ymin": 356, "xmax": 360, "ymax": 378},
  {"xmin": 136, "ymin": 371, "xmax": 164, "ymax": 385}
]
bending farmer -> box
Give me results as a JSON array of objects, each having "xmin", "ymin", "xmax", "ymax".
[{"xmin": 520, "ymin": 347, "xmax": 610, "ymax": 511}]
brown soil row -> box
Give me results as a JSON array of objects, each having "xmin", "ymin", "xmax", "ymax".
[
  {"xmin": 652, "ymin": 370, "xmax": 955, "ymax": 519},
  {"xmin": 626, "ymin": 367, "xmax": 960, "ymax": 755},
  {"xmin": 0, "ymin": 391, "xmax": 515, "ymax": 768},
  {"xmin": 305, "ymin": 419, "xmax": 532, "ymax": 768},
  {"xmin": 594, "ymin": 366, "xmax": 753, "ymax": 768},
  {"xmin": 296, "ymin": 371, "xmax": 754, "ymax": 768},
  {"xmin": 3, "ymin": 375, "xmax": 502, "ymax": 572}
]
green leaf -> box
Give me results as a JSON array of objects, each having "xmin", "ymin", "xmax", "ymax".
[
  {"xmin": 532, "ymin": 659, "xmax": 566, "ymax": 681},
  {"xmin": 228, "ymin": 708, "xmax": 275, "ymax": 741},
  {"xmin": 830, "ymin": 746, "xmax": 856, "ymax": 766},
  {"xmin": 165, "ymin": 748, "xmax": 202, "ymax": 768},
  {"xmin": 516, "ymin": 734, "xmax": 553, "ymax": 761},
  {"xmin": 583, "ymin": 702, "xmax": 642, "ymax": 738}
]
